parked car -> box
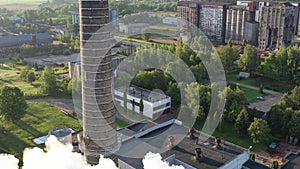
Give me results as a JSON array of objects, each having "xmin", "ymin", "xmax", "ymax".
[
  {"xmin": 256, "ymin": 96, "xmax": 264, "ymax": 100},
  {"xmin": 267, "ymin": 140, "xmax": 280, "ymax": 153}
]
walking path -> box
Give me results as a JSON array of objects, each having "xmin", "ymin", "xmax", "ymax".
[{"xmin": 230, "ymin": 81, "xmax": 283, "ymax": 96}]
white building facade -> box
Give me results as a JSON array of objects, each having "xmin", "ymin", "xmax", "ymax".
[{"xmin": 114, "ymin": 86, "xmax": 171, "ymax": 119}]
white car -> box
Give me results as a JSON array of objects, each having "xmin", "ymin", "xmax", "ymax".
[{"xmin": 256, "ymin": 96, "xmax": 264, "ymax": 100}]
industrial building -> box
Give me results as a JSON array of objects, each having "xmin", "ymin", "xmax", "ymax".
[
  {"xmin": 0, "ymin": 33, "xmax": 52, "ymax": 49},
  {"xmin": 114, "ymin": 85, "xmax": 171, "ymax": 119},
  {"xmin": 115, "ymin": 119, "xmax": 272, "ymax": 169},
  {"xmin": 177, "ymin": 1, "xmax": 233, "ymax": 44},
  {"xmin": 258, "ymin": 2, "xmax": 299, "ymax": 50},
  {"xmin": 79, "ymin": 0, "xmax": 119, "ymax": 165}
]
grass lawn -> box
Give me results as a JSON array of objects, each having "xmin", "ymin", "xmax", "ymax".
[
  {"xmin": 116, "ymin": 118, "xmax": 129, "ymax": 128},
  {"xmin": 0, "ymin": 101, "xmax": 129, "ymax": 160},
  {"xmin": 227, "ymin": 73, "xmax": 294, "ymax": 93},
  {"xmin": 239, "ymin": 86, "xmax": 266, "ymax": 102},
  {"xmin": 148, "ymin": 24, "xmax": 177, "ymax": 36},
  {"xmin": 0, "ymin": 64, "xmax": 44, "ymax": 97},
  {"xmin": 0, "ymin": 102, "xmax": 82, "ymax": 159},
  {"xmin": 114, "ymin": 35, "xmax": 154, "ymax": 45},
  {"xmin": 194, "ymin": 118, "xmax": 266, "ymax": 152}
]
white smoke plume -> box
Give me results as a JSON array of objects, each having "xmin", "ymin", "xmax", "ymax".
[
  {"xmin": 0, "ymin": 154, "xmax": 19, "ymax": 169},
  {"xmin": 0, "ymin": 136, "xmax": 184, "ymax": 169},
  {"xmin": 143, "ymin": 152, "xmax": 185, "ymax": 169}
]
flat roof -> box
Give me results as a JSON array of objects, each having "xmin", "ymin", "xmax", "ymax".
[
  {"xmin": 117, "ymin": 121, "xmax": 245, "ymax": 169},
  {"xmin": 115, "ymin": 85, "xmax": 170, "ymax": 103}
]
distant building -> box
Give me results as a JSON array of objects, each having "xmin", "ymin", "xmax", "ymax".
[
  {"xmin": 68, "ymin": 54, "xmax": 126, "ymax": 78},
  {"xmin": 119, "ymin": 23, "xmax": 149, "ymax": 34},
  {"xmin": 258, "ymin": 2, "xmax": 299, "ymax": 50},
  {"xmin": 0, "ymin": 33, "xmax": 53, "ymax": 52},
  {"xmin": 114, "ymin": 85, "xmax": 171, "ymax": 119},
  {"xmin": 244, "ymin": 21, "xmax": 259, "ymax": 46},
  {"xmin": 162, "ymin": 17, "xmax": 177, "ymax": 25},
  {"xmin": 297, "ymin": 7, "xmax": 300, "ymax": 40},
  {"xmin": 177, "ymin": 1, "xmax": 233, "ymax": 44},
  {"xmin": 225, "ymin": 5, "xmax": 249, "ymax": 45}
]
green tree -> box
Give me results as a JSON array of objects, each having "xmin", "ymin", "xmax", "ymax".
[
  {"xmin": 49, "ymin": 18, "xmax": 53, "ymax": 25},
  {"xmin": 287, "ymin": 46, "xmax": 300, "ymax": 84},
  {"xmin": 248, "ymin": 118, "xmax": 272, "ymax": 144},
  {"xmin": 166, "ymin": 82, "xmax": 180, "ymax": 103},
  {"xmin": 220, "ymin": 86, "xmax": 246, "ymax": 123},
  {"xmin": 139, "ymin": 98, "xmax": 144, "ymax": 113},
  {"xmin": 238, "ymin": 45, "xmax": 260, "ymax": 73},
  {"xmin": 123, "ymin": 91, "xmax": 127, "ymax": 109},
  {"xmin": 27, "ymin": 71, "xmax": 36, "ymax": 84},
  {"xmin": 271, "ymin": 160, "xmax": 279, "ymax": 169},
  {"xmin": 131, "ymin": 70, "xmax": 169, "ymax": 91},
  {"xmin": 184, "ymin": 82, "xmax": 202, "ymax": 118},
  {"xmin": 265, "ymin": 105, "xmax": 284, "ymax": 135},
  {"xmin": 235, "ymin": 107, "xmax": 250, "ymax": 136},
  {"xmin": 0, "ymin": 86, "xmax": 28, "ymax": 122},
  {"xmin": 67, "ymin": 79, "xmax": 73, "ymax": 95},
  {"xmin": 228, "ymin": 39, "xmax": 232, "ymax": 47},
  {"xmin": 41, "ymin": 67, "xmax": 57, "ymax": 95},
  {"xmin": 141, "ymin": 31, "xmax": 150, "ymax": 42},
  {"xmin": 190, "ymin": 63, "xmax": 208, "ymax": 82},
  {"xmin": 291, "ymin": 86, "xmax": 300, "ymax": 108},
  {"xmin": 259, "ymin": 84, "xmax": 264, "ymax": 94},
  {"xmin": 20, "ymin": 67, "xmax": 29, "ymax": 80},
  {"xmin": 277, "ymin": 45, "xmax": 289, "ymax": 78},
  {"xmin": 217, "ymin": 45, "xmax": 238, "ymax": 71},
  {"xmin": 288, "ymin": 112, "xmax": 300, "ymax": 138},
  {"xmin": 249, "ymin": 153, "xmax": 255, "ymax": 161},
  {"xmin": 131, "ymin": 99, "xmax": 135, "ymax": 111}
]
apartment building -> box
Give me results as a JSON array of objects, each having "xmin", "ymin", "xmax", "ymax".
[
  {"xmin": 177, "ymin": 1, "xmax": 232, "ymax": 43},
  {"xmin": 225, "ymin": 5, "xmax": 249, "ymax": 44},
  {"xmin": 258, "ymin": 2, "xmax": 299, "ymax": 50}
]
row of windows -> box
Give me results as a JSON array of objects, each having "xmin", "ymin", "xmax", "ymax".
[{"xmin": 114, "ymin": 94, "xmax": 171, "ymax": 111}]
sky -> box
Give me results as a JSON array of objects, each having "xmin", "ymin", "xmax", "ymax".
[{"xmin": 0, "ymin": 136, "xmax": 185, "ymax": 169}]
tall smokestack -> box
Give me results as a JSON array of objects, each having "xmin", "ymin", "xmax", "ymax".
[{"xmin": 79, "ymin": 0, "xmax": 118, "ymax": 165}]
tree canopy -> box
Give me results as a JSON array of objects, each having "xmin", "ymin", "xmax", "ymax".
[
  {"xmin": 238, "ymin": 45, "xmax": 260, "ymax": 73},
  {"xmin": 248, "ymin": 118, "xmax": 272, "ymax": 144},
  {"xmin": 0, "ymin": 86, "xmax": 27, "ymax": 122},
  {"xmin": 40, "ymin": 67, "xmax": 57, "ymax": 96},
  {"xmin": 217, "ymin": 45, "xmax": 238, "ymax": 71}
]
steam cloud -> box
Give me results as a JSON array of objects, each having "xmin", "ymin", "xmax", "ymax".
[
  {"xmin": 143, "ymin": 152, "xmax": 185, "ymax": 169},
  {"xmin": 0, "ymin": 136, "xmax": 184, "ymax": 169}
]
